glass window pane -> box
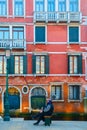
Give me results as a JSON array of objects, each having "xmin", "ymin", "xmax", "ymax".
[
  {"xmin": 0, "ymin": 56, "xmax": 3, "ymax": 73},
  {"xmin": 15, "ymin": 0, "xmax": 24, "ymax": 16},
  {"xmin": 74, "ymin": 56, "xmax": 78, "ymax": 73},
  {"xmin": 20, "ymin": 56, "xmax": 23, "ymax": 73},
  {"xmin": 15, "ymin": 56, "xmax": 19, "ymax": 73},
  {"xmin": 0, "ymin": 0, "xmax": 6, "ymax": 15},
  {"xmin": 59, "ymin": 0, "xmax": 66, "ymax": 12},
  {"xmin": 41, "ymin": 56, "xmax": 45, "ymax": 74},
  {"xmin": 19, "ymin": 32, "xmax": 23, "ymax": 39},
  {"xmin": 0, "ymin": 32, "xmax": 3, "ymax": 39},
  {"xmin": 70, "ymin": 0, "xmax": 78, "ymax": 12},
  {"xmin": 48, "ymin": 0, "xmax": 55, "ymax": 12},
  {"xmin": 35, "ymin": 0, "xmax": 44, "ymax": 11},
  {"xmin": 36, "ymin": 56, "xmax": 40, "ymax": 74}
]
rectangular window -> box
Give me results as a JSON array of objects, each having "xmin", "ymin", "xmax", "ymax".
[
  {"xmin": 0, "ymin": 56, "xmax": 6, "ymax": 74},
  {"xmin": 69, "ymin": 27, "xmax": 79, "ymax": 43},
  {"xmin": 0, "ymin": 0, "xmax": 7, "ymax": 16},
  {"xmin": 68, "ymin": 55, "xmax": 82, "ymax": 74},
  {"xmin": 32, "ymin": 55, "xmax": 49, "ymax": 75},
  {"xmin": 51, "ymin": 85, "xmax": 62, "ymax": 100},
  {"xmin": 48, "ymin": 0, "xmax": 55, "ymax": 12},
  {"xmin": 70, "ymin": 0, "xmax": 78, "ymax": 12},
  {"xmin": 0, "ymin": 27, "xmax": 9, "ymax": 39},
  {"xmin": 35, "ymin": 26, "xmax": 45, "ymax": 43},
  {"xmin": 14, "ymin": 0, "xmax": 24, "ymax": 16},
  {"xmin": 13, "ymin": 27, "xmax": 24, "ymax": 40},
  {"xmin": 58, "ymin": 0, "xmax": 66, "ymax": 12},
  {"xmin": 35, "ymin": 0, "xmax": 44, "ymax": 11},
  {"xmin": 69, "ymin": 85, "xmax": 80, "ymax": 100},
  {"xmin": 36, "ymin": 56, "xmax": 45, "ymax": 74},
  {"xmin": 14, "ymin": 56, "xmax": 23, "ymax": 74}
]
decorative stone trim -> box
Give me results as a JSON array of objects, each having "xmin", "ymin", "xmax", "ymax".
[{"xmin": 22, "ymin": 86, "xmax": 29, "ymax": 94}]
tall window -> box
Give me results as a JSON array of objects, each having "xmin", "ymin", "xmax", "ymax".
[
  {"xmin": 51, "ymin": 85, "xmax": 62, "ymax": 100},
  {"xmin": 58, "ymin": 0, "xmax": 66, "ymax": 12},
  {"xmin": 68, "ymin": 55, "xmax": 82, "ymax": 74},
  {"xmin": 14, "ymin": 56, "xmax": 23, "ymax": 74},
  {"xmin": 32, "ymin": 55, "xmax": 49, "ymax": 75},
  {"xmin": 14, "ymin": 0, "xmax": 24, "ymax": 16},
  {"xmin": 0, "ymin": 27, "xmax": 9, "ymax": 39},
  {"xmin": 70, "ymin": 0, "xmax": 78, "ymax": 12},
  {"xmin": 0, "ymin": 0, "xmax": 7, "ymax": 16},
  {"xmin": 35, "ymin": 26, "xmax": 45, "ymax": 43},
  {"xmin": 13, "ymin": 27, "xmax": 24, "ymax": 40},
  {"xmin": 35, "ymin": 0, "xmax": 44, "ymax": 11},
  {"xmin": 69, "ymin": 27, "xmax": 79, "ymax": 43},
  {"xmin": 69, "ymin": 85, "xmax": 80, "ymax": 100},
  {"xmin": 36, "ymin": 56, "xmax": 45, "ymax": 74},
  {"xmin": 48, "ymin": 0, "xmax": 55, "ymax": 12},
  {"xmin": 0, "ymin": 56, "xmax": 6, "ymax": 74}
]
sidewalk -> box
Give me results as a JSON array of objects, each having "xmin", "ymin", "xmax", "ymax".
[{"xmin": 0, "ymin": 118, "xmax": 87, "ymax": 130}]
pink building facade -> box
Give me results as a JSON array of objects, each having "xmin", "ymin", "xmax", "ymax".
[{"xmin": 0, "ymin": 0, "xmax": 87, "ymax": 113}]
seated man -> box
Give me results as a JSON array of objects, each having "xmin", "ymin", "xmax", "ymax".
[{"xmin": 33, "ymin": 99, "xmax": 54, "ymax": 125}]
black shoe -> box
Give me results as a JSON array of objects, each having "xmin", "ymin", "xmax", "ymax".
[{"xmin": 33, "ymin": 122, "xmax": 39, "ymax": 125}]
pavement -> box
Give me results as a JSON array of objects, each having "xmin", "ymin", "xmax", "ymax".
[{"xmin": 0, "ymin": 118, "xmax": 87, "ymax": 130}]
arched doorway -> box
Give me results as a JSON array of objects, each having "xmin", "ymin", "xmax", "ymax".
[
  {"xmin": 30, "ymin": 87, "xmax": 46, "ymax": 110},
  {"xmin": 4, "ymin": 87, "xmax": 20, "ymax": 111}
]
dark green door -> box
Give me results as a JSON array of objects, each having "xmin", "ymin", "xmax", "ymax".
[{"xmin": 31, "ymin": 96, "xmax": 46, "ymax": 109}]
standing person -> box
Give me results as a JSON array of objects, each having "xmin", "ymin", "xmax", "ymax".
[{"xmin": 33, "ymin": 99, "xmax": 54, "ymax": 125}]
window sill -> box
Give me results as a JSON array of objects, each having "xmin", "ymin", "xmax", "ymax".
[
  {"xmin": 68, "ymin": 42, "xmax": 79, "ymax": 44},
  {"xmin": 68, "ymin": 74, "xmax": 82, "ymax": 76},
  {"xmin": 13, "ymin": 15, "xmax": 24, "ymax": 18},
  {"xmin": 68, "ymin": 100, "xmax": 81, "ymax": 102},
  {"xmin": 52, "ymin": 100, "xmax": 64, "ymax": 102},
  {"xmin": 34, "ymin": 42, "xmax": 46, "ymax": 44},
  {"xmin": 0, "ymin": 15, "xmax": 7, "ymax": 17},
  {"xmin": 33, "ymin": 74, "xmax": 48, "ymax": 77}
]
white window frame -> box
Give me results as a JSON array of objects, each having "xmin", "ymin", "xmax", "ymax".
[
  {"xmin": 50, "ymin": 82, "xmax": 64, "ymax": 102},
  {"xmin": 68, "ymin": 83, "xmax": 82, "ymax": 102},
  {"xmin": 34, "ymin": 25, "xmax": 47, "ymax": 44},
  {"xmin": 0, "ymin": 0, "xmax": 8, "ymax": 16},
  {"xmin": 13, "ymin": 0, "xmax": 25, "ymax": 17},
  {"xmin": 68, "ymin": 25, "xmax": 80, "ymax": 44}
]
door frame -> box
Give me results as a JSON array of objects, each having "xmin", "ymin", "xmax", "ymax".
[{"xmin": 29, "ymin": 86, "xmax": 48, "ymax": 112}]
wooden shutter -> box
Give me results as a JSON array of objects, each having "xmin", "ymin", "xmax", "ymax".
[
  {"xmin": 68, "ymin": 55, "xmax": 70, "ymax": 74},
  {"xmin": 35, "ymin": 27, "xmax": 45, "ymax": 42},
  {"xmin": 45, "ymin": 55, "xmax": 49, "ymax": 74},
  {"xmin": 32, "ymin": 55, "xmax": 36, "ymax": 74},
  {"xmin": 69, "ymin": 27, "xmax": 79, "ymax": 42},
  {"xmin": 78, "ymin": 55, "xmax": 82, "ymax": 74},
  {"xmin": 23, "ymin": 55, "xmax": 27, "ymax": 74}
]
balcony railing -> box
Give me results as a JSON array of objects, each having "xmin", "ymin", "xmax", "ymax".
[
  {"xmin": 34, "ymin": 11, "xmax": 82, "ymax": 23},
  {"xmin": 0, "ymin": 39, "xmax": 26, "ymax": 49},
  {"xmin": 68, "ymin": 12, "xmax": 82, "ymax": 23}
]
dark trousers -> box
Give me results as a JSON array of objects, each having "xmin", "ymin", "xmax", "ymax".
[{"xmin": 33, "ymin": 112, "xmax": 45, "ymax": 124}]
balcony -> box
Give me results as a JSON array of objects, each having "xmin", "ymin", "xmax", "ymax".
[
  {"xmin": 34, "ymin": 11, "xmax": 82, "ymax": 23},
  {"xmin": 0, "ymin": 39, "xmax": 26, "ymax": 49},
  {"xmin": 68, "ymin": 12, "xmax": 82, "ymax": 23}
]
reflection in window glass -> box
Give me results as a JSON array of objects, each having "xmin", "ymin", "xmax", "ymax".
[
  {"xmin": 36, "ymin": 56, "xmax": 45, "ymax": 74},
  {"xmin": 0, "ymin": 0, "xmax": 7, "ymax": 16},
  {"xmin": 15, "ymin": 56, "xmax": 23, "ymax": 74},
  {"xmin": 0, "ymin": 56, "xmax": 6, "ymax": 74},
  {"xmin": 14, "ymin": 0, "xmax": 24, "ymax": 16}
]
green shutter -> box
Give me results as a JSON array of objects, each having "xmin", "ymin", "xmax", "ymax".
[
  {"xmin": 69, "ymin": 27, "xmax": 79, "ymax": 42},
  {"xmin": 23, "ymin": 55, "xmax": 27, "ymax": 74},
  {"xmin": 68, "ymin": 55, "xmax": 70, "ymax": 74},
  {"xmin": 9, "ymin": 55, "xmax": 14, "ymax": 74},
  {"xmin": 45, "ymin": 55, "xmax": 49, "ymax": 74},
  {"xmin": 78, "ymin": 55, "xmax": 82, "ymax": 74},
  {"xmin": 35, "ymin": 27, "xmax": 45, "ymax": 42},
  {"xmin": 32, "ymin": 55, "xmax": 36, "ymax": 74}
]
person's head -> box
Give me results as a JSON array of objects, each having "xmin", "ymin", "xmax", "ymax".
[{"xmin": 47, "ymin": 99, "xmax": 52, "ymax": 104}]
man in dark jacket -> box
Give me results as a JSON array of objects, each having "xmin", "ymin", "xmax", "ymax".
[{"xmin": 33, "ymin": 99, "xmax": 54, "ymax": 125}]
